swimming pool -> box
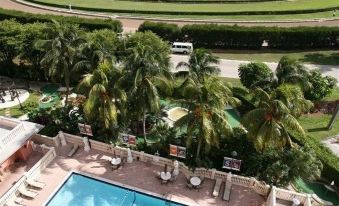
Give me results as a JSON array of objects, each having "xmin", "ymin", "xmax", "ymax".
[{"xmin": 45, "ymin": 172, "xmax": 188, "ymax": 206}]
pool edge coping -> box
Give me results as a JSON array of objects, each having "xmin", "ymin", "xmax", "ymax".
[{"xmin": 42, "ymin": 170, "xmax": 198, "ymax": 206}]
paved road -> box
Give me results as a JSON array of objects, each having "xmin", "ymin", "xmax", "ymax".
[
  {"xmin": 171, "ymin": 54, "xmax": 339, "ymax": 81},
  {"xmin": 1, "ymin": 0, "xmax": 339, "ymax": 32}
]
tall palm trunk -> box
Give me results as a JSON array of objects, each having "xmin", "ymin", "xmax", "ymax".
[
  {"xmin": 195, "ymin": 136, "xmax": 203, "ymax": 162},
  {"xmin": 64, "ymin": 68, "xmax": 70, "ymax": 107},
  {"xmin": 142, "ymin": 108, "xmax": 147, "ymax": 143}
]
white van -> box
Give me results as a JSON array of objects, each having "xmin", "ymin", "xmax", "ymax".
[{"xmin": 170, "ymin": 42, "xmax": 193, "ymax": 54}]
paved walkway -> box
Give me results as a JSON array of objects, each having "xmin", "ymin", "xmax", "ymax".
[
  {"xmin": 1, "ymin": 0, "xmax": 339, "ymax": 32},
  {"xmin": 171, "ymin": 54, "xmax": 339, "ymax": 81}
]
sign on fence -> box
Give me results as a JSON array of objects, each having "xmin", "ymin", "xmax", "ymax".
[
  {"xmin": 78, "ymin": 123, "xmax": 93, "ymax": 136},
  {"xmin": 121, "ymin": 134, "xmax": 137, "ymax": 145},
  {"xmin": 223, "ymin": 157, "xmax": 242, "ymax": 171},
  {"xmin": 169, "ymin": 144, "xmax": 186, "ymax": 158}
]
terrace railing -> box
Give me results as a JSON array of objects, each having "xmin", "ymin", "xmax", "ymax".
[
  {"xmin": 0, "ymin": 123, "xmax": 25, "ymax": 151},
  {"xmin": 0, "ymin": 146, "xmax": 56, "ymax": 206},
  {"xmin": 35, "ymin": 131, "xmax": 326, "ymax": 206}
]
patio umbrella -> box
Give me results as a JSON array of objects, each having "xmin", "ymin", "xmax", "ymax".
[{"xmin": 164, "ymin": 164, "xmax": 168, "ymax": 173}]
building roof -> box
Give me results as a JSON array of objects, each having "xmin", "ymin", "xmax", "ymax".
[{"xmin": 0, "ymin": 116, "xmax": 44, "ymax": 165}]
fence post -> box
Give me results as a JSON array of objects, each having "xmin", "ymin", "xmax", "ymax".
[
  {"xmin": 210, "ymin": 168, "xmax": 216, "ymax": 179},
  {"xmin": 58, "ymin": 131, "xmax": 66, "ymax": 146}
]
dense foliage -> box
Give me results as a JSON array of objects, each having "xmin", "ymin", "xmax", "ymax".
[
  {"xmin": 238, "ymin": 62, "xmax": 273, "ymax": 90},
  {"xmin": 0, "ymin": 8, "xmax": 122, "ymax": 32},
  {"xmin": 238, "ymin": 56, "xmax": 337, "ymax": 101},
  {"xmin": 139, "ymin": 21, "xmax": 339, "ymax": 49},
  {"xmin": 1, "ymin": 18, "xmax": 336, "ymax": 187}
]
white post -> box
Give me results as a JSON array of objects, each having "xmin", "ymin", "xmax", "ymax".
[
  {"xmin": 210, "ymin": 168, "xmax": 216, "ymax": 179},
  {"xmin": 127, "ymin": 148, "xmax": 133, "ymax": 163},
  {"xmin": 172, "ymin": 160, "xmax": 179, "ymax": 176},
  {"xmin": 83, "ymin": 136, "xmax": 90, "ymax": 152},
  {"xmin": 58, "ymin": 131, "xmax": 67, "ymax": 146}
]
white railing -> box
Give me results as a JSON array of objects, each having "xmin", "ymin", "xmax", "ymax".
[
  {"xmin": 61, "ymin": 132, "xmax": 271, "ymax": 195},
  {"xmin": 266, "ymin": 186, "xmax": 319, "ymax": 206},
  {"xmin": 0, "ymin": 123, "xmax": 26, "ymax": 150},
  {"xmin": 0, "ymin": 146, "xmax": 57, "ymax": 206},
  {"xmin": 40, "ymin": 131, "xmax": 325, "ymax": 205}
]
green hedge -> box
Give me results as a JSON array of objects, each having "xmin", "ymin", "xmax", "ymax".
[
  {"xmin": 26, "ymin": 0, "xmax": 339, "ymax": 16},
  {"xmin": 0, "ymin": 7, "xmax": 122, "ymax": 32},
  {"xmin": 139, "ymin": 21, "xmax": 339, "ymax": 49},
  {"xmin": 292, "ymin": 134, "xmax": 339, "ymax": 187}
]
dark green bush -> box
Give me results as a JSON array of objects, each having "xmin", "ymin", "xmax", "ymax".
[
  {"xmin": 139, "ymin": 22, "xmax": 339, "ymax": 50},
  {"xmin": 138, "ymin": 21, "xmax": 181, "ymax": 42},
  {"xmin": 238, "ymin": 62, "xmax": 274, "ymax": 89},
  {"xmin": 0, "ymin": 7, "xmax": 122, "ymax": 32},
  {"xmin": 292, "ymin": 133, "xmax": 339, "ymax": 187}
]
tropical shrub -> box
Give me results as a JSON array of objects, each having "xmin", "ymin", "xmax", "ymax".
[
  {"xmin": 305, "ymin": 70, "xmax": 338, "ymax": 101},
  {"xmin": 0, "ymin": 8, "xmax": 122, "ymax": 32},
  {"xmin": 238, "ymin": 62, "xmax": 274, "ymax": 90},
  {"xmin": 245, "ymin": 147, "xmax": 322, "ymax": 187}
]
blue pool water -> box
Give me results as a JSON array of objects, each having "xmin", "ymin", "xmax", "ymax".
[{"xmin": 46, "ymin": 173, "xmax": 187, "ymax": 206}]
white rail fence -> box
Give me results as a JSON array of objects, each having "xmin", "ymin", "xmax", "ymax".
[{"xmin": 0, "ymin": 146, "xmax": 57, "ymax": 206}]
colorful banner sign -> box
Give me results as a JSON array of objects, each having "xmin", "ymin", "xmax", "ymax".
[
  {"xmin": 78, "ymin": 123, "xmax": 93, "ymax": 136},
  {"xmin": 223, "ymin": 157, "xmax": 242, "ymax": 171},
  {"xmin": 121, "ymin": 134, "xmax": 137, "ymax": 145},
  {"xmin": 169, "ymin": 144, "xmax": 186, "ymax": 158},
  {"xmin": 128, "ymin": 135, "xmax": 136, "ymax": 145}
]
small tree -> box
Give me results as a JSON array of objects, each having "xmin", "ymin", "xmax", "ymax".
[
  {"xmin": 238, "ymin": 62, "xmax": 274, "ymax": 91},
  {"xmin": 305, "ymin": 70, "xmax": 337, "ymax": 101}
]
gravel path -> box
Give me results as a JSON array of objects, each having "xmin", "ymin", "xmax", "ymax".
[{"xmin": 1, "ymin": 0, "xmax": 339, "ymax": 32}]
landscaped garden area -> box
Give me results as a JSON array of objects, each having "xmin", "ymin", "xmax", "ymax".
[{"xmin": 0, "ymin": 16, "xmax": 338, "ymax": 205}]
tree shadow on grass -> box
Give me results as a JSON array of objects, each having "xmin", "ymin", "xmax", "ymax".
[{"xmin": 301, "ymin": 52, "xmax": 339, "ymax": 66}]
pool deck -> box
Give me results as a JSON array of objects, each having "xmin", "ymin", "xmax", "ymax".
[
  {"xmin": 22, "ymin": 146, "xmax": 266, "ymax": 206},
  {"xmin": 0, "ymin": 151, "xmax": 44, "ymax": 197}
]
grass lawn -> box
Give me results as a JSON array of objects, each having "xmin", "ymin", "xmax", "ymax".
[
  {"xmin": 32, "ymin": 0, "xmax": 339, "ymax": 13},
  {"xmin": 324, "ymin": 87, "xmax": 339, "ymax": 101},
  {"xmin": 0, "ymin": 91, "xmax": 41, "ymax": 118},
  {"xmin": 213, "ymin": 50, "xmax": 339, "ymax": 65},
  {"xmin": 219, "ymin": 77, "xmax": 243, "ymax": 87},
  {"xmin": 298, "ymin": 113, "xmax": 339, "ymax": 140}
]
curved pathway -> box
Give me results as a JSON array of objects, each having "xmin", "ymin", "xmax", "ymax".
[{"xmin": 1, "ymin": 0, "xmax": 339, "ymax": 32}]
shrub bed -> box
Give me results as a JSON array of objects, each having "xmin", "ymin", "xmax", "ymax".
[
  {"xmin": 139, "ymin": 21, "xmax": 339, "ymax": 49},
  {"xmin": 0, "ymin": 7, "xmax": 122, "ymax": 32},
  {"xmin": 292, "ymin": 133, "xmax": 339, "ymax": 187}
]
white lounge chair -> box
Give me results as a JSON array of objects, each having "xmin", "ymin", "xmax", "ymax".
[
  {"xmin": 18, "ymin": 187, "xmax": 38, "ymax": 199},
  {"xmin": 223, "ymin": 180, "xmax": 232, "ymax": 201},
  {"xmin": 67, "ymin": 144, "xmax": 79, "ymax": 157},
  {"xmin": 26, "ymin": 179, "xmax": 45, "ymax": 189},
  {"xmin": 212, "ymin": 178, "xmax": 222, "ymax": 197}
]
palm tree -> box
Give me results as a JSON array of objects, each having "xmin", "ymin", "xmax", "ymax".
[
  {"xmin": 175, "ymin": 76, "xmax": 239, "ymax": 163},
  {"xmin": 176, "ymin": 48, "xmax": 220, "ymax": 83},
  {"xmin": 275, "ymin": 56, "xmax": 311, "ymax": 90},
  {"xmin": 78, "ymin": 62, "xmax": 126, "ymax": 135},
  {"xmin": 174, "ymin": 50, "xmax": 238, "ymax": 163},
  {"xmin": 123, "ymin": 32, "xmax": 172, "ymax": 142},
  {"xmin": 38, "ymin": 20, "xmax": 84, "ymax": 106},
  {"xmin": 242, "ymin": 88, "xmax": 306, "ymax": 152},
  {"xmin": 275, "ymin": 84, "xmax": 313, "ymax": 118},
  {"xmin": 74, "ymin": 29, "xmax": 118, "ymax": 74}
]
